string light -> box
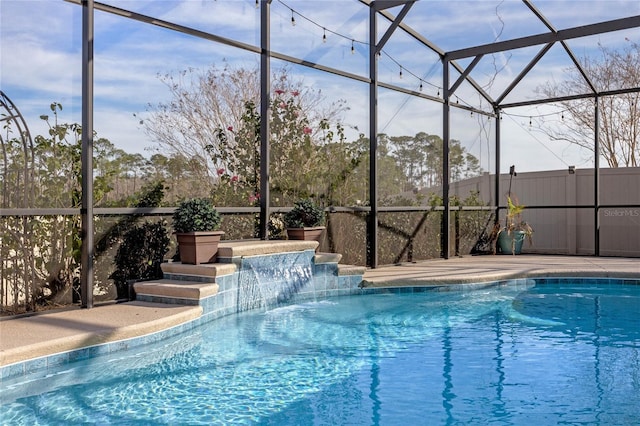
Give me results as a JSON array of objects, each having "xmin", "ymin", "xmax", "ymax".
[
  {"xmin": 255, "ymin": 0, "xmax": 259, "ymax": 9},
  {"xmin": 278, "ymin": 0, "xmax": 444, "ymax": 98},
  {"xmin": 274, "ymin": 2, "xmax": 493, "ymax": 120},
  {"xmin": 503, "ymin": 113, "xmax": 573, "ymax": 166},
  {"xmin": 502, "ymin": 109, "xmax": 568, "ymax": 121}
]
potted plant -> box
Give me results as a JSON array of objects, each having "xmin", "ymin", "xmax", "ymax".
[
  {"xmin": 496, "ymin": 195, "xmax": 533, "ymax": 254},
  {"xmin": 283, "ymin": 198, "xmax": 326, "ymax": 246},
  {"xmin": 172, "ymin": 198, "xmax": 223, "ymax": 264}
]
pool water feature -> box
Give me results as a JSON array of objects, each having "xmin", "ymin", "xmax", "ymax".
[
  {"xmin": 1, "ymin": 280, "xmax": 639, "ymax": 424},
  {"xmin": 237, "ymin": 251, "xmax": 315, "ymax": 311}
]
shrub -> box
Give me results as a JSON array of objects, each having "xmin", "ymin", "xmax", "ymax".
[
  {"xmin": 172, "ymin": 198, "xmax": 221, "ymax": 233},
  {"xmin": 283, "ymin": 199, "xmax": 325, "ymax": 228},
  {"xmin": 110, "ymin": 220, "xmax": 170, "ymax": 300}
]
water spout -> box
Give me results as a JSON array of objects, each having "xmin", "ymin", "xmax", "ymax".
[{"xmin": 237, "ymin": 250, "xmax": 315, "ymax": 312}]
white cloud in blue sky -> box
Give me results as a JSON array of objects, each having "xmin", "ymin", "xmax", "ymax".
[{"xmin": 1, "ymin": 0, "xmax": 638, "ymax": 172}]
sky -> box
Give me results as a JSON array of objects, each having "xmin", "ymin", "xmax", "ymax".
[{"xmin": 1, "ymin": 0, "xmax": 639, "ymax": 174}]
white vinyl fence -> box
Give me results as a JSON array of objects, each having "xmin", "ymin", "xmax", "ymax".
[{"xmin": 449, "ymin": 167, "xmax": 640, "ymax": 257}]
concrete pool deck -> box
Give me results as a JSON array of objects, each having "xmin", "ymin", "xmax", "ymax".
[
  {"xmin": 1, "ymin": 255, "xmax": 638, "ymax": 367},
  {"xmin": 360, "ymin": 254, "xmax": 640, "ymax": 287}
]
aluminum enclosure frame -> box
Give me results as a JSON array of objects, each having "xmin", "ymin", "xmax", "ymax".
[{"xmin": 9, "ymin": 0, "xmax": 638, "ymax": 307}]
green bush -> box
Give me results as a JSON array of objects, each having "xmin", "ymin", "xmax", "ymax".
[
  {"xmin": 283, "ymin": 199, "xmax": 325, "ymax": 228},
  {"xmin": 110, "ymin": 220, "xmax": 170, "ymax": 300},
  {"xmin": 172, "ymin": 198, "xmax": 221, "ymax": 233}
]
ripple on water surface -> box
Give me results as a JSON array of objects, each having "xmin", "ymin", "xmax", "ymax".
[{"xmin": 2, "ymin": 282, "xmax": 639, "ymax": 425}]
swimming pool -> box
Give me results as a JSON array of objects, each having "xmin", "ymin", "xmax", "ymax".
[{"xmin": 1, "ymin": 279, "xmax": 639, "ymax": 424}]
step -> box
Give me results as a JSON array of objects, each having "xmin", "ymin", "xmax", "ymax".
[
  {"xmin": 315, "ymin": 252, "xmax": 342, "ymax": 264},
  {"xmin": 337, "ymin": 264, "xmax": 367, "ymax": 276},
  {"xmin": 133, "ymin": 279, "xmax": 219, "ymax": 301},
  {"xmin": 217, "ymin": 240, "xmax": 318, "ymax": 260},
  {"xmin": 161, "ymin": 262, "xmax": 236, "ymax": 281}
]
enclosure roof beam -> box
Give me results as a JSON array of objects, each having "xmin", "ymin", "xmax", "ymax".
[
  {"xmin": 446, "ymin": 15, "xmax": 640, "ymax": 61},
  {"xmin": 373, "ymin": 0, "xmax": 415, "ymax": 11},
  {"xmin": 522, "ymin": 0, "xmax": 597, "ymax": 94},
  {"xmin": 559, "ymin": 41, "xmax": 597, "ymax": 93},
  {"xmin": 359, "ymin": 0, "xmax": 444, "ymax": 57},
  {"xmin": 523, "ymin": 0, "xmax": 555, "ymax": 33},
  {"xmin": 450, "ymin": 63, "xmax": 494, "ymax": 105},
  {"xmin": 500, "ymin": 86, "xmax": 640, "ymax": 109},
  {"xmin": 272, "ymin": 51, "xmax": 370, "ymax": 84},
  {"xmin": 361, "ymin": 0, "xmax": 495, "ymax": 104},
  {"xmin": 495, "ymin": 42, "xmax": 554, "ymax": 106},
  {"xmin": 65, "ymin": 0, "xmax": 261, "ymax": 54},
  {"xmin": 374, "ymin": 1, "xmax": 415, "ymax": 54},
  {"xmin": 449, "ymin": 54, "xmax": 483, "ymax": 95}
]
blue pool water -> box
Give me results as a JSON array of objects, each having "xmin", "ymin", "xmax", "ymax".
[{"xmin": 1, "ymin": 281, "xmax": 639, "ymax": 425}]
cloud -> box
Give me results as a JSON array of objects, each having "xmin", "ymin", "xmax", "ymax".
[
  {"xmin": 2, "ymin": 0, "xmax": 637, "ymax": 171},
  {"xmin": 94, "ymin": 107, "xmax": 150, "ymax": 155},
  {"xmin": 2, "ymin": 38, "xmax": 80, "ymax": 97}
]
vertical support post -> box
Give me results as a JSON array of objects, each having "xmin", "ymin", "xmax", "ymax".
[
  {"xmin": 367, "ymin": 5, "xmax": 378, "ymax": 268},
  {"xmin": 259, "ymin": 0, "xmax": 271, "ymax": 240},
  {"xmin": 80, "ymin": 0, "xmax": 94, "ymax": 308},
  {"xmin": 441, "ymin": 57, "xmax": 450, "ymax": 259},
  {"xmin": 566, "ymin": 165, "xmax": 577, "ymax": 254},
  {"xmin": 495, "ymin": 107, "xmax": 501, "ymax": 225},
  {"xmin": 594, "ymin": 96, "xmax": 600, "ymax": 255}
]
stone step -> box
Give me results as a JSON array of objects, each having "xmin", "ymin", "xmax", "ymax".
[
  {"xmin": 160, "ymin": 262, "xmax": 236, "ymax": 281},
  {"xmin": 133, "ymin": 279, "xmax": 219, "ymax": 301},
  {"xmin": 337, "ymin": 264, "xmax": 367, "ymax": 276},
  {"xmin": 217, "ymin": 240, "xmax": 318, "ymax": 260},
  {"xmin": 315, "ymin": 252, "xmax": 342, "ymax": 264}
]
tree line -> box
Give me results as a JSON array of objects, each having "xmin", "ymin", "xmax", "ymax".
[{"xmin": 1, "ymin": 71, "xmax": 483, "ymax": 314}]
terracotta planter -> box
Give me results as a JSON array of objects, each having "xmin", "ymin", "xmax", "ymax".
[
  {"xmin": 175, "ymin": 231, "xmax": 224, "ymax": 264},
  {"xmin": 286, "ymin": 226, "xmax": 325, "ymax": 250}
]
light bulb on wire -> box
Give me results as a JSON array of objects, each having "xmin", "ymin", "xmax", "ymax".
[
  {"xmin": 351, "ymin": 40, "xmax": 355, "ymax": 54},
  {"xmin": 322, "ymin": 28, "xmax": 327, "ymax": 43},
  {"xmin": 291, "ymin": 10, "xmax": 296, "ymax": 26}
]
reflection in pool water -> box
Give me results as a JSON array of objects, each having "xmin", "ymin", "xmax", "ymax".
[{"xmin": 1, "ymin": 281, "xmax": 639, "ymax": 425}]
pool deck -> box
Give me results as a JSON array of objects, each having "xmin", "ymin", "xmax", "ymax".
[
  {"xmin": 360, "ymin": 254, "xmax": 640, "ymax": 286},
  {"xmin": 1, "ymin": 255, "xmax": 638, "ymax": 367}
]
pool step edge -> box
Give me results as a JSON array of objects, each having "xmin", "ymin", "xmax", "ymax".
[{"xmin": 133, "ymin": 279, "xmax": 219, "ymax": 301}]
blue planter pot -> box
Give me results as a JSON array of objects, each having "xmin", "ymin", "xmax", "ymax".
[{"xmin": 497, "ymin": 230, "xmax": 526, "ymax": 254}]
